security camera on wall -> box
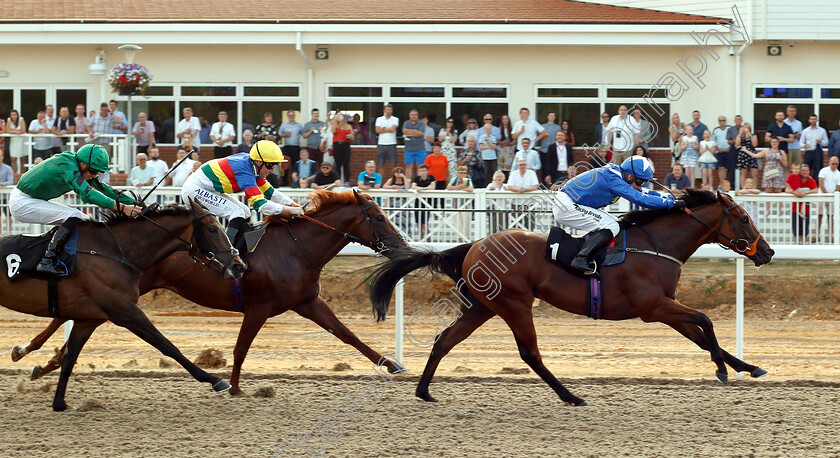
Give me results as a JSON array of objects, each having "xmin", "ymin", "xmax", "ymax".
[
  {"xmin": 315, "ymin": 48, "xmax": 329, "ymax": 60},
  {"xmin": 767, "ymin": 44, "xmax": 782, "ymax": 56}
]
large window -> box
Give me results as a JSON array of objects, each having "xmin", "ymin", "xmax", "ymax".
[
  {"xmin": 115, "ymin": 84, "xmax": 301, "ymax": 145},
  {"xmin": 326, "ymin": 85, "xmax": 509, "ymax": 145},
  {"xmin": 753, "ymin": 85, "xmax": 840, "ymax": 147},
  {"xmin": 536, "ymin": 86, "xmax": 670, "ymax": 147}
]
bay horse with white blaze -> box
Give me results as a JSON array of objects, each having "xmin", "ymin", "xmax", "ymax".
[
  {"xmin": 0, "ymin": 202, "xmax": 245, "ymax": 411},
  {"xmin": 368, "ymin": 189, "xmax": 774, "ymax": 406},
  {"xmin": 14, "ymin": 190, "xmax": 408, "ymax": 395}
]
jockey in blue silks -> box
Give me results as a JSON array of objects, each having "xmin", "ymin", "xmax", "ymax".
[{"xmin": 552, "ymin": 156, "xmax": 686, "ymax": 275}]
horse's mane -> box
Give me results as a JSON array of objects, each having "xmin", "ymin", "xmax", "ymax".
[
  {"xmin": 95, "ymin": 204, "xmax": 193, "ymax": 226},
  {"xmin": 265, "ymin": 189, "xmax": 372, "ymax": 224},
  {"xmin": 618, "ymin": 188, "xmax": 718, "ymax": 228}
]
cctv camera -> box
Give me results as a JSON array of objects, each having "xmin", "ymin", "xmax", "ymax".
[{"xmin": 728, "ymin": 47, "xmax": 735, "ymax": 56}]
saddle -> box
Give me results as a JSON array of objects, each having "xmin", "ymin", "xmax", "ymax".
[
  {"xmin": 233, "ymin": 222, "xmax": 271, "ymax": 257},
  {"xmin": 544, "ymin": 226, "xmax": 626, "ymax": 275},
  {"xmin": 544, "ymin": 227, "xmax": 627, "ymax": 321},
  {"xmin": 0, "ymin": 228, "xmax": 78, "ymax": 281}
]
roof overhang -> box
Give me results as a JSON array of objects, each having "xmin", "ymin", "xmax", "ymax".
[{"xmin": 0, "ymin": 23, "xmax": 745, "ymax": 46}]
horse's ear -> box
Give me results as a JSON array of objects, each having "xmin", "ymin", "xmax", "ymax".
[
  {"xmin": 352, "ymin": 188, "xmax": 361, "ymax": 200},
  {"xmin": 188, "ymin": 198, "xmax": 207, "ymax": 214}
]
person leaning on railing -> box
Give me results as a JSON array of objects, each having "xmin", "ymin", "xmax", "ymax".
[
  {"xmin": 3, "ymin": 109, "xmax": 26, "ymax": 173},
  {"xmin": 27, "ymin": 111, "xmax": 55, "ymax": 160}
]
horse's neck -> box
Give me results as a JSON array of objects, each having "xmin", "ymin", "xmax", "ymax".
[
  {"xmin": 109, "ymin": 217, "xmax": 189, "ymax": 271},
  {"xmin": 639, "ymin": 206, "xmax": 720, "ymax": 263},
  {"xmin": 272, "ymin": 208, "xmax": 359, "ymax": 268}
]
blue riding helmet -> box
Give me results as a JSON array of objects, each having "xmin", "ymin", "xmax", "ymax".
[{"xmin": 620, "ymin": 156, "xmax": 654, "ymax": 181}]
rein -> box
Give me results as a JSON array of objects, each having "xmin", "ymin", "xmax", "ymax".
[
  {"xmin": 288, "ymin": 199, "xmax": 402, "ymax": 270},
  {"xmin": 683, "ymin": 199, "xmax": 759, "ymax": 255}
]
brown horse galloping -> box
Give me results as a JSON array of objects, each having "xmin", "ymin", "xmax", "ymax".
[
  {"xmin": 14, "ymin": 190, "xmax": 408, "ymax": 395},
  {"xmin": 0, "ymin": 202, "xmax": 245, "ymax": 411},
  {"xmin": 368, "ymin": 189, "xmax": 774, "ymax": 406}
]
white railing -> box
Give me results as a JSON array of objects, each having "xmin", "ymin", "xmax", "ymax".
[
  {"xmin": 0, "ymin": 133, "xmax": 130, "ymax": 173},
  {"xmin": 0, "ymin": 186, "xmax": 838, "ymax": 250}
]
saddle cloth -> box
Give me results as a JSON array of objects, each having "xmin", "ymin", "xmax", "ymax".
[
  {"xmin": 544, "ymin": 226, "xmax": 626, "ymax": 276},
  {"xmin": 234, "ymin": 222, "xmax": 270, "ymax": 257},
  {"xmin": 0, "ymin": 228, "xmax": 78, "ymax": 281}
]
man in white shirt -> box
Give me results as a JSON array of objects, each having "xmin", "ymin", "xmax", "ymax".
[
  {"xmin": 176, "ymin": 107, "xmax": 201, "ymax": 150},
  {"xmin": 513, "ymin": 138, "xmax": 541, "ymax": 172},
  {"xmin": 167, "ymin": 147, "xmax": 197, "ymax": 187},
  {"xmin": 28, "ymin": 111, "xmax": 54, "ymax": 159},
  {"xmin": 129, "ymin": 153, "xmax": 156, "ymax": 189},
  {"xmin": 44, "ymin": 105, "xmax": 60, "ymax": 154},
  {"xmin": 606, "ymin": 105, "xmax": 639, "ymax": 164},
  {"xmin": 375, "ymin": 103, "xmax": 399, "ymax": 168},
  {"xmin": 506, "ymin": 158, "xmax": 540, "ymax": 229},
  {"xmin": 511, "ymin": 107, "xmax": 546, "ymax": 150},
  {"xmin": 147, "ymin": 147, "xmax": 170, "ymax": 186},
  {"xmin": 801, "ymin": 113, "xmax": 829, "ymax": 175},
  {"xmin": 210, "ymin": 111, "xmax": 237, "ymax": 158},
  {"xmin": 818, "ymin": 156, "xmax": 840, "ymax": 242}
]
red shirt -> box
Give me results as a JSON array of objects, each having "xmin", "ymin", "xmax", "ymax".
[
  {"xmin": 333, "ymin": 129, "xmax": 352, "ymax": 143},
  {"xmin": 786, "ymin": 173, "xmax": 818, "ymax": 214},
  {"xmin": 424, "ymin": 153, "xmax": 449, "ymax": 183}
]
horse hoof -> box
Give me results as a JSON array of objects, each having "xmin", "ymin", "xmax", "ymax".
[
  {"xmin": 750, "ymin": 368, "xmax": 769, "ymax": 378},
  {"xmin": 416, "ymin": 392, "xmax": 438, "ymax": 403},
  {"xmin": 212, "ymin": 379, "xmax": 232, "ymax": 393},
  {"xmin": 30, "ymin": 365, "xmax": 42, "ymax": 381},
  {"xmin": 388, "ymin": 361, "xmax": 406, "ymax": 374},
  {"xmin": 52, "ymin": 402, "xmax": 68, "ymax": 412},
  {"xmin": 575, "ymin": 400, "xmax": 589, "ymax": 407},
  {"xmin": 228, "ymin": 388, "xmax": 245, "ymax": 397},
  {"xmin": 716, "ymin": 371, "xmax": 729, "ymax": 385},
  {"xmin": 11, "ymin": 345, "xmax": 26, "ymax": 362}
]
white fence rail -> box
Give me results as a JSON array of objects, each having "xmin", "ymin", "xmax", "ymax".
[
  {"xmin": 0, "ymin": 133, "xmax": 130, "ymax": 173},
  {"xmin": 1, "ymin": 187, "xmax": 839, "ymax": 250}
]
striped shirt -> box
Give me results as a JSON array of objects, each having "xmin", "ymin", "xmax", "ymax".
[{"xmin": 200, "ymin": 152, "xmax": 275, "ymax": 210}]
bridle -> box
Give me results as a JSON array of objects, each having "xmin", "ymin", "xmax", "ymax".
[
  {"xmin": 288, "ymin": 198, "xmax": 404, "ymax": 270},
  {"xmin": 683, "ymin": 195, "xmax": 760, "ymax": 256},
  {"xmin": 136, "ymin": 202, "xmax": 240, "ymax": 274}
]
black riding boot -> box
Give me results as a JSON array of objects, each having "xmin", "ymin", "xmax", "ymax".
[
  {"xmin": 570, "ymin": 229, "xmax": 614, "ymax": 276},
  {"xmin": 225, "ymin": 217, "xmax": 248, "ymax": 248},
  {"xmin": 37, "ymin": 218, "xmax": 82, "ymax": 275}
]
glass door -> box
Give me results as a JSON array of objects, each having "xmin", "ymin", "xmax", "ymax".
[{"xmin": 20, "ymin": 89, "xmax": 47, "ymax": 125}]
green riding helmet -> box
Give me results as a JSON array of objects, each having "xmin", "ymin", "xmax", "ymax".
[{"xmin": 75, "ymin": 144, "xmax": 110, "ymax": 173}]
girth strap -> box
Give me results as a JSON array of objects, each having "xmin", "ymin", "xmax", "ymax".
[{"xmin": 48, "ymin": 277, "xmax": 59, "ymax": 317}]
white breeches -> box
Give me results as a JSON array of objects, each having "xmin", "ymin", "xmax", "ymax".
[
  {"xmin": 9, "ymin": 188, "xmax": 87, "ymax": 225},
  {"xmin": 181, "ymin": 172, "xmax": 250, "ymax": 220},
  {"xmin": 552, "ymin": 190, "xmax": 620, "ymax": 237}
]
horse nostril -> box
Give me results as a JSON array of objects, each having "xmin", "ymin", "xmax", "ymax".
[{"xmin": 767, "ymin": 249, "xmax": 775, "ymax": 256}]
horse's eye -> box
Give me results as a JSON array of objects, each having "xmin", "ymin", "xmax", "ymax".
[
  {"xmin": 209, "ymin": 227, "xmax": 218, "ymax": 233},
  {"xmin": 741, "ymin": 216, "xmax": 749, "ymax": 225},
  {"xmin": 376, "ymin": 215, "xmax": 385, "ymax": 222}
]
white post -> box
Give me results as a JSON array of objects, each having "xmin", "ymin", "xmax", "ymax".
[
  {"xmin": 735, "ymin": 257, "xmax": 745, "ymax": 379},
  {"xmin": 395, "ymin": 278, "xmax": 404, "ymax": 365},
  {"xmin": 834, "ymin": 192, "xmax": 840, "ymax": 245},
  {"xmin": 64, "ymin": 320, "xmax": 73, "ymax": 342}
]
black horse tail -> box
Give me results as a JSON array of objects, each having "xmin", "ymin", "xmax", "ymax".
[{"xmin": 368, "ymin": 243, "xmax": 474, "ymax": 322}]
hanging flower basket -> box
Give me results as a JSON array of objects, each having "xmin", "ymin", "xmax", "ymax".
[{"xmin": 107, "ymin": 63, "xmax": 153, "ymax": 95}]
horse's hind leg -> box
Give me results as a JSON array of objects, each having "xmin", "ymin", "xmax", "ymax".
[
  {"xmin": 415, "ymin": 301, "xmax": 496, "ymax": 402},
  {"xmin": 295, "ymin": 296, "xmax": 406, "ymax": 374},
  {"xmin": 645, "ymin": 297, "xmax": 728, "ymax": 383},
  {"xmin": 228, "ymin": 307, "xmax": 272, "ymax": 396},
  {"xmin": 499, "ymin": 304, "xmax": 587, "ymax": 406},
  {"xmin": 52, "ymin": 320, "xmax": 102, "ymax": 412},
  {"xmin": 107, "ymin": 304, "xmax": 231, "ymax": 393},
  {"xmin": 31, "ymin": 343, "xmax": 66, "ymax": 380},
  {"xmin": 671, "ymin": 323, "xmax": 768, "ymax": 378},
  {"xmin": 11, "ymin": 318, "xmax": 66, "ymax": 362}
]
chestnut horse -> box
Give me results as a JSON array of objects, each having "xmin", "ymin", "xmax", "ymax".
[
  {"xmin": 14, "ymin": 190, "xmax": 408, "ymax": 395},
  {"xmin": 0, "ymin": 202, "xmax": 245, "ymax": 411},
  {"xmin": 368, "ymin": 189, "xmax": 775, "ymax": 406}
]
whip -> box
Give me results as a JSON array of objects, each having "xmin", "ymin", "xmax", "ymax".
[{"xmin": 139, "ymin": 151, "xmax": 195, "ymax": 204}]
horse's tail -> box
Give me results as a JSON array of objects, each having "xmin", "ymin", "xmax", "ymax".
[{"xmin": 368, "ymin": 243, "xmax": 474, "ymax": 322}]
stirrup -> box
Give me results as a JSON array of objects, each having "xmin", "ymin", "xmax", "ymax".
[
  {"xmin": 36, "ymin": 258, "xmax": 68, "ymax": 276},
  {"xmin": 571, "ymin": 257, "xmax": 597, "ymax": 276}
]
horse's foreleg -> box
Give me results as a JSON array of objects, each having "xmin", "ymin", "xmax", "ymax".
[
  {"xmin": 415, "ymin": 301, "xmax": 495, "ymax": 402},
  {"xmin": 670, "ymin": 322, "xmax": 768, "ymax": 378},
  {"xmin": 11, "ymin": 318, "xmax": 66, "ymax": 362},
  {"xmin": 293, "ymin": 297, "xmax": 406, "ymax": 374},
  {"xmin": 52, "ymin": 320, "xmax": 102, "ymax": 412},
  {"xmin": 228, "ymin": 308, "xmax": 272, "ymax": 396},
  {"xmin": 106, "ymin": 303, "xmax": 231, "ymax": 393},
  {"xmin": 645, "ymin": 297, "xmax": 729, "ymax": 383}
]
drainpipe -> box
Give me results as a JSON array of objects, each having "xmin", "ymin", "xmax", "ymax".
[{"xmin": 296, "ymin": 31, "xmax": 314, "ymax": 114}]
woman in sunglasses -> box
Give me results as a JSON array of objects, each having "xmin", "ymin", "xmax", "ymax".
[
  {"xmin": 181, "ymin": 140, "xmax": 303, "ymax": 245},
  {"xmin": 552, "ymin": 156, "xmax": 682, "ymax": 276}
]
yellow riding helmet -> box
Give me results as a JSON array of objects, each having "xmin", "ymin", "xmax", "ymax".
[{"xmin": 249, "ymin": 140, "xmax": 287, "ymax": 164}]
